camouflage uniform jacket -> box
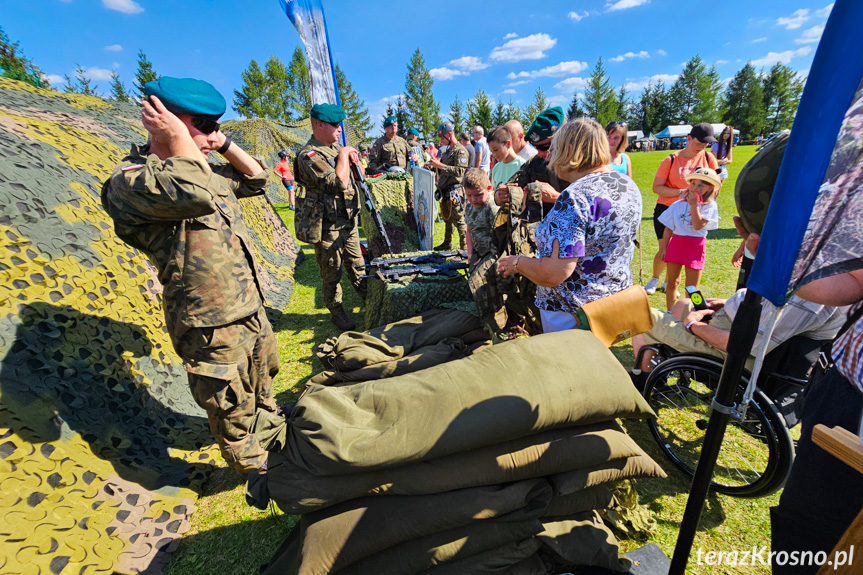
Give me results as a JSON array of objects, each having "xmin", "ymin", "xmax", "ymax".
[
  {"xmin": 368, "ymin": 134, "xmax": 410, "ymax": 173},
  {"xmin": 465, "ymin": 200, "xmax": 500, "ymax": 263},
  {"xmin": 293, "ymin": 136, "xmax": 359, "ymax": 232},
  {"xmin": 435, "ymin": 141, "xmax": 470, "ymax": 192},
  {"xmin": 507, "ymin": 153, "xmax": 567, "ymax": 214},
  {"xmin": 101, "ymin": 144, "xmax": 268, "ymax": 337}
]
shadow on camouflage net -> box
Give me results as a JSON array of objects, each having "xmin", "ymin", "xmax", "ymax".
[{"xmin": 0, "ymin": 302, "xmax": 223, "ymax": 493}]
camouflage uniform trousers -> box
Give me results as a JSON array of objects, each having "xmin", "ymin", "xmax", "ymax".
[
  {"xmin": 439, "ymin": 189, "xmax": 467, "ymax": 249},
  {"xmin": 175, "ymin": 307, "xmax": 279, "ymax": 473},
  {"xmin": 313, "ymin": 225, "xmax": 367, "ymax": 310},
  {"xmin": 468, "ymin": 252, "xmax": 506, "ymax": 332}
]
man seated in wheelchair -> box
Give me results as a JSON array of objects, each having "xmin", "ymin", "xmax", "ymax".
[{"xmin": 631, "ymin": 287, "xmax": 847, "ymax": 385}]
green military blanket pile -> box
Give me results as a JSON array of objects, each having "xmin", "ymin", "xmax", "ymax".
[
  {"xmin": 265, "ymin": 329, "xmax": 666, "ymax": 574},
  {"xmin": 310, "ymin": 308, "xmax": 489, "ymax": 385},
  {"xmin": 364, "ymin": 271, "xmax": 474, "ymax": 329}
]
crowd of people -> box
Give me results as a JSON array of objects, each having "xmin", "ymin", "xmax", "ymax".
[{"xmin": 99, "ymin": 74, "xmax": 861, "ymax": 573}]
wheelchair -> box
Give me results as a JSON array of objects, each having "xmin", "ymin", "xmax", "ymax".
[{"xmin": 635, "ymin": 334, "xmax": 830, "ymax": 498}]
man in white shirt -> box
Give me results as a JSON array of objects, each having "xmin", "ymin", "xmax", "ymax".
[
  {"xmin": 471, "ymin": 125, "xmax": 491, "ymax": 176},
  {"xmin": 505, "ymin": 119, "xmax": 537, "ymax": 161}
]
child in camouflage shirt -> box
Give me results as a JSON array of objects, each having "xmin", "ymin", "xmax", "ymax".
[{"xmin": 463, "ymin": 169, "xmax": 505, "ymax": 331}]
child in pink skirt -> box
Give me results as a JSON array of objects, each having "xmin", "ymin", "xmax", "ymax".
[{"xmin": 657, "ymin": 167, "xmax": 721, "ymax": 310}]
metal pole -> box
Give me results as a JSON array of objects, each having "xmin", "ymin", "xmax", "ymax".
[{"xmin": 668, "ymin": 288, "xmax": 763, "ymax": 574}]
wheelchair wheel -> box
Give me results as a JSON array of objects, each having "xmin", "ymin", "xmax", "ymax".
[{"xmin": 643, "ymin": 355, "xmax": 794, "ymax": 498}]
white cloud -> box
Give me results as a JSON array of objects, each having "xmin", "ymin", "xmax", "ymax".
[
  {"xmin": 429, "ymin": 67, "xmax": 467, "ymax": 81},
  {"xmin": 568, "ymin": 10, "xmax": 589, "ymax": 22},
  {"xmin": 753, "ymin": 37, "xmax": 767, "ymax": 43},
  {"xmin": 606, "ymin": 0, "xmax": 649, "ymax": 12},
  {"xmin": 816, "ymin": 3, "xmax": 834, "ymax": 18},
  {"xmin": 610, "ymin": 50, "xmax": 650, "ymax": 63},
  {"xmin": 547, "ymin": 94, "xmax": 570, "ymax": 108},
  {"xmin": 104, "ymin": 44, "xmax": 123, "ymax": 51},
  {"xmin": 368, "ymin": 94, "xmax": 404, "ymax": 120},
  {"xmin": 102, "ymin": 0, "xmax": 144, "ymax": 14},
  {"xmin": 554, "ymin": 77, "xmax": 588, "ymax": 92},
  {"xmin": 777, "ymin": 8, "xmax": 809, "ymax": 30},
  {"xmin": 448, "ymin": 56, "xmax": 489, "ymax": 71},
  {"xmin": 490, "ymin": 33, "xmax": 557, "ymax": 63},
  {"xmin": 503, "ymin": 89, "xmax": 517, "ymax": 94},
  {"xmin": 504, "ymin": 33, "xmax": 518, "ymax": 39},
  {"xmin": 507, "ymin": 80, "xmax": 531, "ymax": 87},
  {"xmin": 623, "ymin": 73, "xmax": 679, "ymax": 92},
  {"xmin": 506, "ymin": 60, "xmax": 588, "ymax": 80},
  {"xmin": 795, "ymin": 25, "xmax": 824, "ymax": 44},
  {"xmin": 716, "ymin": 59, "xmax": 729, "ymax": 65},
  {"xmin": 46, "ymin": 74, "xmax": 65, "ymax": 86},
  {"xmin": 657, "ymin": 49, "xmax": 667, "ymax": 56},
  {"xmin": 84, "ymin": 66, "xmax": 114, "ymax": 81},
  {"xmin": 751, "ymin": 46, "xmax": 812, "ymax": 67}
]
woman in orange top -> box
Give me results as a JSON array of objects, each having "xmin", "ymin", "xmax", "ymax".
[
  {"xmin": 644, "ymin": 123, "xmax": 719, "ymax": 294},
  {"xmin": 274, "ymin": 151, "xmax": 295, "ymax": 210}
]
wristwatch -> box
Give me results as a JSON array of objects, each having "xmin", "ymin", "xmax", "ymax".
[{"xmin": 513, "ymin": 255, "xmax": 522, "ymax": 272}]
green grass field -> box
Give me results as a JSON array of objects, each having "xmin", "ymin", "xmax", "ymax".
[{"xmin": 164, "ymin": 145, "xmax": 774, "ymax": 575}]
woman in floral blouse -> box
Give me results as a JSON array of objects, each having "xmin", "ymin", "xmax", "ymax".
[{"xmin": 497, "ymin": 118, "xmax": 643, "ymax": 333}]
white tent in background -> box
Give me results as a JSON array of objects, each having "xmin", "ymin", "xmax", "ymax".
[{"xmin": 655, "ymin": 124, "xmax": 740, "ymax": 139}]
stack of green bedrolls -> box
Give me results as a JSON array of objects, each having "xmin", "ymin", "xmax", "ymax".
[{"xmin": 264, "ymin": 327, "xmax": 666, "ymax": 574}]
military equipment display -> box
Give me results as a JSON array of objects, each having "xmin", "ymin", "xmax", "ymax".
[
  {"xmin": 352, "ymin": 158, "xmax": 395, "ymax": 255},
  {"xmin": 360, "ymin": 250, "xmax": 468, "ymax": 270},
  {"xmin": 364, "ymin": 261, "xmax": 470, "ymax": 282}
]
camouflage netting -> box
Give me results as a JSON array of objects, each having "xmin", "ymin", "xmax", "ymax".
[
  {"xmin": 364, "ymin": 252, "xmax": 473, "ymax": 328},
  {"xmin": 359, "ymin": 172, "xmax": 420, "ymax": 257},
  {"xmin": 221, "ymin": 117, "xmax": 311, "ymax": 206},
  {"xmin": 0, "ymin": 77, "xmax": 298, "ymax": 573}
]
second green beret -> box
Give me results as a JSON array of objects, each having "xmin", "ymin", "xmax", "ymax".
[
  {"xmin": 526, "ymin": 106, "xmax": 565, "ymax": 143},
  {"xmin": 383, "ymin": 115, "xmax": 398, "ymax": 128}
]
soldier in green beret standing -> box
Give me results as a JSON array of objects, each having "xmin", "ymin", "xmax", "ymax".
[
  {"xmin": 293, "ymin": 103, "xmax": 366, "ymax": 331},
  {"xmin": 101, "ymin": 77, "xmax": 283, "ymax": 479},
  {"xmin": 427, "ymin": 122, "xmax": 470, "ymax": 250},
  {"xmin": 368, "ymin": 115, "xmax": 410, "ymax": 174}
]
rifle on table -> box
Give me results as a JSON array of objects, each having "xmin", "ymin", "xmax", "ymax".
[
  {"xmin": 357, "ymin": 250, "xmax": 468, "ymax": 271},
  {"xmin": 351, "ymin": 158, "xmax": 394, "ymax": 255},
  {"xmin": 361, "ymin": 261, "xmax": 469, "ymax": 282}
]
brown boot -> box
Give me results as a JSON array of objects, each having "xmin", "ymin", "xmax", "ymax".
[{"xmin": 330, "ymin": 305, "xmax": 357, "ymax": 331}]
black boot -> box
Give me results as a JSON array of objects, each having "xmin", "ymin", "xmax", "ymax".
[
  {"xmin": 330, "ymin": 305, "xmax": 357, "ymax": 331},
  {"xmin": 434, "ymin": 241, "xmax": 452, "ymax": 251}
]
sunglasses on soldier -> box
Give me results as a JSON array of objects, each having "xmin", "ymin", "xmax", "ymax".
[{"xmin": 191, "ymin": 116, "xmax": 220, "ymax": 134}]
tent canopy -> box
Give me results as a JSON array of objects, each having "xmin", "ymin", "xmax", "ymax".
[
  {"xmin": 626, "ymin": 130, "xmax": 644, "ymax": 140},
  {"xmin": 655, "ymin": 124, "xmax": 740, "ymax": 139}
]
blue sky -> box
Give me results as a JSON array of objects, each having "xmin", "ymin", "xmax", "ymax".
[{"xmin": 4, "ymin": 0, "xmax": 833, "ymax": 123}]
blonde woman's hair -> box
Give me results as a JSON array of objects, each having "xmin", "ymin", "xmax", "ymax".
[
  {"xmin": 548, "ymin": 118, "xmax": 612, "ymax": 175},
  {"xmin": 605, "ymin": 122, "xmax": 628, "ymax": 155}
]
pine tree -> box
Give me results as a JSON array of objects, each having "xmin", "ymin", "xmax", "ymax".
[
  {"xmin": 287, "ymin": 47, "xmax": 312, "ymax": 121},
  {"xmin": 404, "ymin": 48, "xmax": 441, "ymax": 140},
  {"xmin": 232, "ymin": 59, "xmax": 270, "ymax": 118},
  {"xmin": 395, "ymin": 95, "xmax": 409, "ymax": 138},
  {"xmin": 0, "ymin": 26, "xmax": 47, "ymax": 87},
  {"xmin": 652, "ymin": 82, "xmax": 676, "ymax": 134},
  {"xmin": 615, "ymin": 85, "xmax": 630, "ymax": 124},
  {"xmin": 449, "ymin": 94, "xmax": 465, "ymax": 136},
  {"xmin": 491, "ymin": 101, "xmax": 506, "ymax": 127},
  {"xmin": 381, "ymin": 102, "xmax": 395, "ymax": 133},
  {"xmin": 467, "ymin": 89, "xmax": 493, "ymax": 133},
  {"xmin": 583, "ymin": 57, "xmax": 618, "ymax": 126},
  {"xmin": 567, "ymin": 93, "xmax": 586, "ymax": 120},
  {"xmin": 723, "ymin": 62, "xmax": 766, "ymax": 139},
  {"xmin": 502, "ymin": 99, "xmax": 519, "ymax": 124},
  {"xmin": 109, "ymin": 70, "xmax": 130, "ymax": 103},
  {"xmin": 73, "ymin": 64, "xmax": 97, "ymax": 96},
  {"xmin": 522, "ymin": 87, "xmax": 549, "ymax": 127},
  {"xmin": 62, "ymin": 74, "xmax": 76, "ymax": 94},
  {"xmin": 635, "ymin": 83, "xmax": 656, "ymax": 134},
  {"xmin": 133, "ymin": 50, "xmax": 158, "ymax": 98},
  {"xmin": 263, "ymin": 55, "xmax": 293, "ymax": 122},
  {"xmin": 335, "ymin": 63, "xmax": 373, "ymax": 145},
  {"xmin": 694, "ymin": 64, "xmax": 723, "ymax": 123},
  {"xmin": 762, "ymin": 63, "xmax": 805, "ymax": 133}
]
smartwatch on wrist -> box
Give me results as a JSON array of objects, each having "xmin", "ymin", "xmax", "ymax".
[{"xmin": 217, "ymin": 136, "xmax": 232, "ymax": 155}]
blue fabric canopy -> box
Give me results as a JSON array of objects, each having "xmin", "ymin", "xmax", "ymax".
[{"xmin": 748, "ymin": 0, "xmax": 863, "ymax": 306}]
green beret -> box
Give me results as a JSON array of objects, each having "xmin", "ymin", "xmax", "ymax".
[
  {"xmin": 143, "ymin": 77, "xmax": 226, "ymax": 118},
  {"xmin": 310, "ymin": 103, "xmax": 345, "ymax": 124},
  {"xmin": 526, "ymin": 106, "xmax": 565, "ymax": 143},
  {"xmin": 383, "ymin": 115, "xmax": 398, "ymax": 127},
  {"xmin": 407, "ymin": 127, "xmax": 420, "ymax": 136}
]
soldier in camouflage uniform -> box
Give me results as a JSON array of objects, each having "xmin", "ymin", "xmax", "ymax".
[
  {"xmin": 493, "ymin": 107, "xmax": 569, "ymax": 334},
  {"xmin": 101, "ymin": 77, "xmax": 282, "ymax": 476},
  {"xmin": 368, "ymin": 115, "xmax": 410, "ymax": 174},
  {"xmin": 293, "ymin": 103, "xmax": 366, "ymax": 331},
  {"xmin": 427, "ymin": 122, "xmax": 470, "ymax": 250}
]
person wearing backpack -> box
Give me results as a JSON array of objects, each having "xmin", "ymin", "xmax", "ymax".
[{"xmin": 645, "ymin": 123, "xmax": 719, "ymax": 295}]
